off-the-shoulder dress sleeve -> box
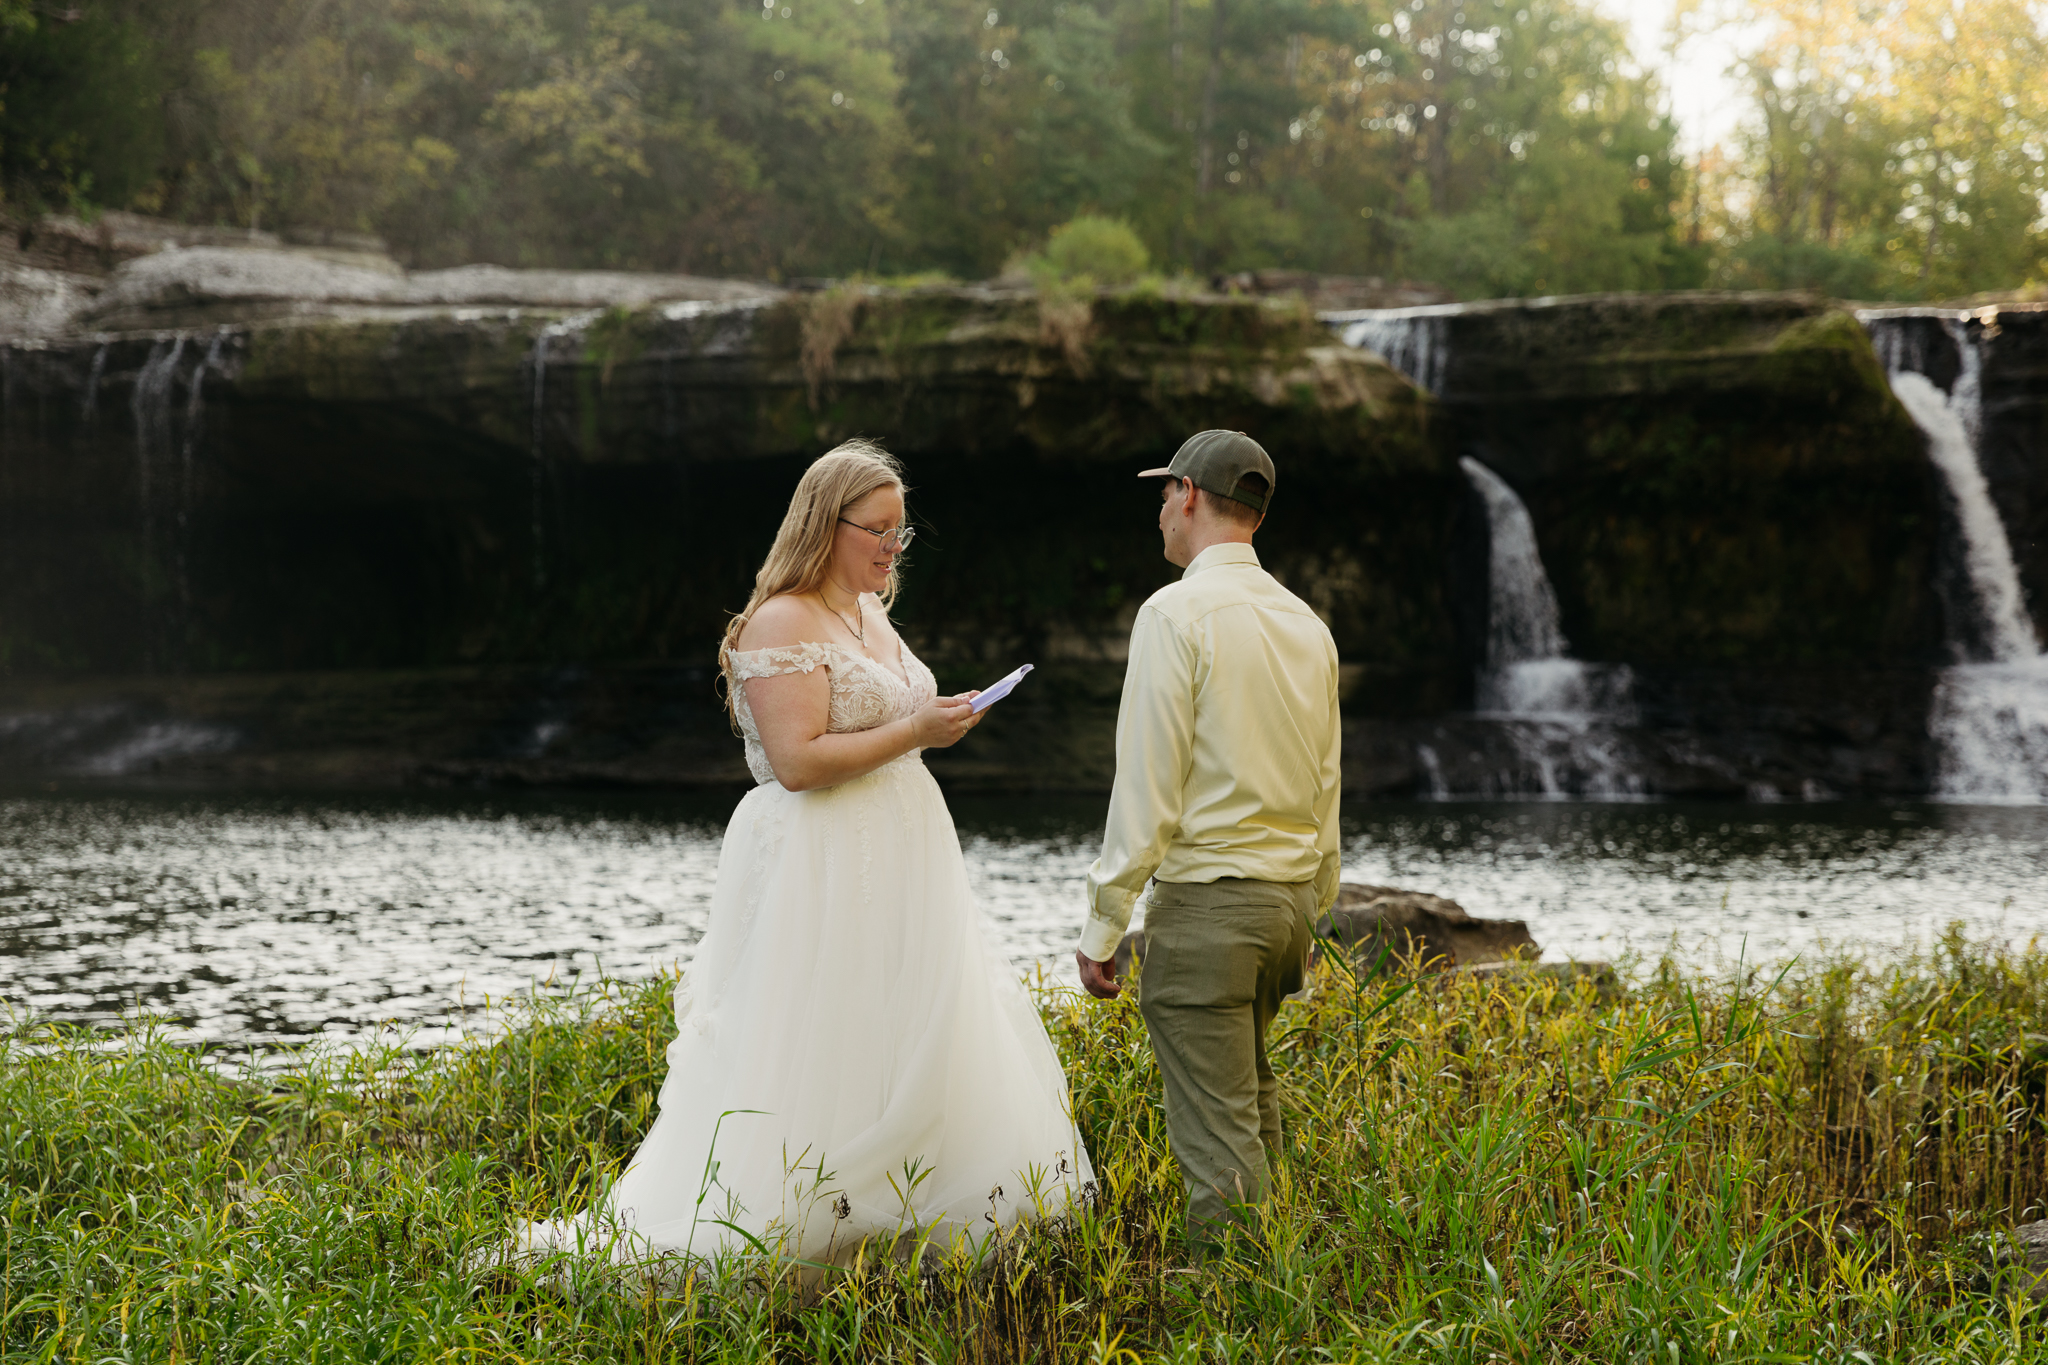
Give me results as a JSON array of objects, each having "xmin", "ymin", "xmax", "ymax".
[{"xmin": 727, "ymin": 642, "xmax": 837, "ymax": 681}]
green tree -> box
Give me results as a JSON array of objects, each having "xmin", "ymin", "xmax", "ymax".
[
  {"xmin": 1281, "ymin": 0, "xmax": 1699, "ymax": 293},
  {"xmin": 10, "ymin": 0, "xmax": 2039, "ymax": 299},
  {"xmin": 1715, "ymin": 0, "xmax": 2048, "ymax": 299},
  {"xmin": 890, "ymin": 0, "xmax": 1161, "ymax": 277},
  {"xmin": 0, "ymin": 1, "xmax": 170, "ymax": 213}
]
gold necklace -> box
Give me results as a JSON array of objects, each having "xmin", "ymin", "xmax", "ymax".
[{"xmin": 826, "ymin": 590, "xmax": 866, "ymax": 645}]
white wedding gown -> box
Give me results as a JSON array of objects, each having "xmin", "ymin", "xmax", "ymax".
[{"xmin": 517, "ymin": 635, "xmax": 1093, "ymax": 1267}]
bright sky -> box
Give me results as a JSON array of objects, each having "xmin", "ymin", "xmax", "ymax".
[{"xmin": 1595, "ymin": 0, "xmax": 1762, "ymax": 155}]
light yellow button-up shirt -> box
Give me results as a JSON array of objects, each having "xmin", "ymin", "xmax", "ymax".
[{"xmin": 1078, "ymin": 541, "xmax": 1343, "ymax": 963}]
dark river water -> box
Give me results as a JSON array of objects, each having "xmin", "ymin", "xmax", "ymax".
[{"xmin": 4, "ymin": 788, "xmax": 2047, "ymax": 1045}]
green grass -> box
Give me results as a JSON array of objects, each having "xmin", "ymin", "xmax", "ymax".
[{"xmin": 11, "ymin": 930, "xmax": 2048, "ymax": 1361}]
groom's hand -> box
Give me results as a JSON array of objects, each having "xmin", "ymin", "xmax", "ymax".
[{"xmin": 1076, "ymin": 951, "xmax": 1122, "ymax": 1000}]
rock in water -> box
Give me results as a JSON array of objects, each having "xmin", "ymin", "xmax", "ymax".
[
  {"xmin": 1111, "ymin": 881, "xmax": 1541, "ymax": 980},
  {"xmin": 1317, "ymin": 882, "xmax": 1539, "ymax": 970}
]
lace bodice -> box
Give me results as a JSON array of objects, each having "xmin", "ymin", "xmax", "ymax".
[{"xmin": 726, "ymin": 637, "xmax": 940, "ymax": 785}]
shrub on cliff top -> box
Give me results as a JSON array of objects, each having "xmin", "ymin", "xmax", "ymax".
[{"xmin": 1008, "ymin": 214, "xmax": 1151, "ymax": 290}]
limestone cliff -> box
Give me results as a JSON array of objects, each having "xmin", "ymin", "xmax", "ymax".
[{"xmin": 1, "ymin": 247, "xmax": 2005, "ymax": 795}]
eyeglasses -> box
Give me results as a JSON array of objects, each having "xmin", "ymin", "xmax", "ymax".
[{"xmin": 838, "ymin": 518, "xmax": 916, "ymax": 553}]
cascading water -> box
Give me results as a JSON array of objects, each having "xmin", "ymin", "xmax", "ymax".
[
  {"xmin": 131, "ymin": 335, "xmax": 188, "ymax": 672},
  {"xmin": 529, "ymin": 328, "xmax": 553, "ymax": 590},
  {"xmin": 81, "ymin": 343, "xmax": 109, "ymax": 421},
  {"xmin": 183, "ymin": 333, "xmax": 224, "ymax": 452},
  {"xmin": 1464, "ymin": 456, "xmax": 1567, "ymax": 659},
  {"xmin": 1863, "ymin": 309, "xmax": 2048, "ymax": 803},
  {"xmin": 1894, "ymin": 349, "xmax": 2035, "ymax": 656},
  {"xmin": 1459, "ymin": 456, "xmax": 1642, "ymax": 797},
  {"xmin": 173, "ymin": 333, "xmax": 228, "ymax": 628},
  {"xmin": 124, "ymin": 330, "xmax": 231, "ymax": 673},
  {"xmin": 1326, "ymin": 314, "xmax": 1644, "ymax": 797},
  {"xmin": 527, "ymin": 311, "xmax": 601, "ymax": 591},
  {"xmin": 1330, "ymin": 308, "xmax": 1453, "ymax": 393}
]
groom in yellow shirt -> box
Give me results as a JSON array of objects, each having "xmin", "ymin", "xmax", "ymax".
[{"xmin": 1075, "ymin": 428, "xmax": 1343, "ymax": 1253}]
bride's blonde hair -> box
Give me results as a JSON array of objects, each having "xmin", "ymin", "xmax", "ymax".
[{"xmin": 719, "ymin": 439, "xmax": 907, "ymax": 711}]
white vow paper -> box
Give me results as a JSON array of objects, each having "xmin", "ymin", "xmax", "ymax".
[{"xmin": 969, "ymin": 664, "xmax": 1035, "ymax": 713}]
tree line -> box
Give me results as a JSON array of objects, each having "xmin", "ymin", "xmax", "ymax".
[{"xmin": 2, "ymin": 0, "xmax": 2042, "ymax": 300}]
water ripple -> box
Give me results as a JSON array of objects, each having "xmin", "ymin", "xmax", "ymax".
[{"xmin": 4, "ymin": 792, "xmax": 2047, "ymax": 1044}]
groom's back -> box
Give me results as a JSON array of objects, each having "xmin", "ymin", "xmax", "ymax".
[{"xmin": 1139, "ymin": 545, "xmax": 1338, "ymax": 875}]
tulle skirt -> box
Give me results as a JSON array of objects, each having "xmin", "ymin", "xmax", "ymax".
[{"xmin": 518, "ymin": 754, "xmax": 1094, "ymax": 1267}]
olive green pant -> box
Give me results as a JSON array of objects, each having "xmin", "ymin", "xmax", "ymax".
[{"xmin": 1137, "ymin": 877, "xmax": 1316, "ymax": 1248}]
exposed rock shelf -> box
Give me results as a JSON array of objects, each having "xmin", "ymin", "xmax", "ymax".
[{"xmin": 2, "ymin": 245, "xmax": 2037, "ymax": 796}]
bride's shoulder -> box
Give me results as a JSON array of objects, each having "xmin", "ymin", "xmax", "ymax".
[
  {"xmin": 730, "ymin": 595, "xmax": 840, "ymax": 678},
  {"xmin": 736, "ymin": 593, "xmax": 822, "ymax": 648}
]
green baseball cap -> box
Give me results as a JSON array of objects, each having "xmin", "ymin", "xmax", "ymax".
[{"xmin": 1139, "ymin": 429, "xmax": 1276, "ymax": 513}]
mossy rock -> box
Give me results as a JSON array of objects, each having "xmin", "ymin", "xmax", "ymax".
[{"xmin": 1433, "ymin": 294, "xmax": 1940, "ymax": 667}]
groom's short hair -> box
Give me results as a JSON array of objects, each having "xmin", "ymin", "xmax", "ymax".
[
  {"xmin": 1162, "ymin": 473, "xmax": 1267, "ymax": 528},
  {"xmin": 1193, "ymin": 472, "xmax": 1267, "ymax": 528}
]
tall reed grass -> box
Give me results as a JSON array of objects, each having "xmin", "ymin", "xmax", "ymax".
[{"xmin": 9, "ymin": 929, "xmax": 2048, "ymax": 1362}]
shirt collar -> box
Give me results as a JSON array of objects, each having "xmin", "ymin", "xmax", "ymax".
[{"xmin": 1182, "ymin": 541, "xmax": 1261, "ymax": 578}]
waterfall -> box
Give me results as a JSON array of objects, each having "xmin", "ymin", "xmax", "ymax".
[
  {"xmin": 529, "ymin": 328, "xmax": 552, "ymax": 590},
  {"xmin": 126, "ymin": 332, "xmax": 230, "ymax": 672},
  {"xmin": 131, "ymin": 336, "xmax": 188, "ymax": 671},
  {"xmin": 1461, "ymin": 457, "xmax": 1635, "ymax": 719},
  {"xmin": 82, "ymin": 343, "xmax": 109, "ymax": 421},
  {"xmin": 1462, "ymin": 455, "xmax": 1568, "ymax": 665},
  {"xmin": 1329, "ymin": 316, "xmax": 1642, "ymax": 796},
  {"xmin": 1452, "ymin": 456, "xmax": 1642, "ymax": 797},
  {"xmin": 527, "ymin": 312, "xmax": 600, "ymax": 591},
  {"xmin": 1331, "ymin": 308, "xmax": 1453, "ymax": 393},
  {"xmin": 660, "ymin": 352, "xmax": 678, "ymax": 446},
  {"xmin": 183, "ymin": 333, "xmax": 225, "ymax": 455},
  {"xmin": 1333, "ymin": 313, "xmax": 1640, "ymax": 794},
  {"xmin": 1889, "ymin": 365, "xmax": 2035, "ymax": 660},
  {"xmin": 1416, "ymin": 743, "xmax": 1449, "ymax": 799},
  {"xmin": 1863, "ymin": 310, "xmax": 2048, "ymax": 803},
  {"xmin": 171, "ymin": 333, "xmax": 228, "ymax": 629}
]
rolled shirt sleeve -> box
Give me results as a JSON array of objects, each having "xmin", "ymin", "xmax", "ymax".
[{"xmin": 1079, "ymin": 605, "xmax": 1196, "ymax": 962}]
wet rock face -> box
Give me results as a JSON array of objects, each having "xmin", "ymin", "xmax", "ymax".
[
  {"xmin": 0, "ymin": 257, "xmax": 1996, "ymax": 795},
  {"xmin": 1341, "ymin": 665, "xmax": 1940, "ymax": 799},
  {"xmin": 1414, "ymin": 291, "xmax": 1842, "ymax": 401},
  {"xmin": 1983, "ymin": 310, "xmax": 2048, "ymax": 643},
  {"xmin": 0, "ymin": 275, "xmax": 1441, "ymax": 690},
  {"xmin": 0, "ymin": 664, "xmax": 747, "ymax": 787},
  {"xmin": 1414, "ymin": 295, "xmax": 1944, "ymax": 672}
]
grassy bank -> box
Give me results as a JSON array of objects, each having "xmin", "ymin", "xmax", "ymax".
[{"xmin": 9, "ymin": 933, "xmax": 2048, "ymax": 1362}]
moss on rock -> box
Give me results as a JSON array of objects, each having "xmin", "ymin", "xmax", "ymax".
[{"xmin": 1439, "ymin": 296, "xmax": 1938, "ymax": 667}]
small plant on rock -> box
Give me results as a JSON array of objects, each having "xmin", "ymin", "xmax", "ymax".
[
  {"xmin": 1006, "ymin": 216, "xmax": 1151, "ymax": 374},
  {"xmin": 1007, "ymin": 213, "xmax": 1152, "ymax": 292}
]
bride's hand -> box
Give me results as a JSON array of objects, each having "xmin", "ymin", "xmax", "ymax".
[{"xmin": 911, "ymin": 695, "xmax": 981, "ymax": 748}]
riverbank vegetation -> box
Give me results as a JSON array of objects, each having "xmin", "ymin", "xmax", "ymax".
[
  {"xmin": 10, "ymin": 932, "xmax": 2048, "ymax": 1361},
  {"xmin": 3, "ymin": 0, "xmax": 2043, "ymax": 300}
]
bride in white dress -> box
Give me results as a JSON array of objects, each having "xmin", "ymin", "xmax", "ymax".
[{"xmin": 518, "ymin": 440, "xmax": 1093, "ymax": 1269}]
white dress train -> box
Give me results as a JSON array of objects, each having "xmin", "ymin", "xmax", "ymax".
[{"xmin": 517, "ymin": 633, "xmax": 1093, "ymax": 1266}]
